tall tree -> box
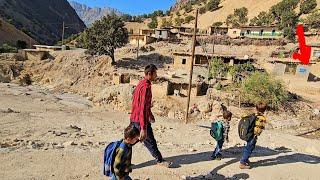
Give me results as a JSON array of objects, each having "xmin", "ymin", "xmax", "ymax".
[{"xmin": 82, "ymin": 15, "xmax": 128, "ymax": 65}]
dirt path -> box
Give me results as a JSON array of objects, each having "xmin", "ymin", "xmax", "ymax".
[{"xmin": 0, "ymin": 83, "xmax": 319, "ymax": 180}]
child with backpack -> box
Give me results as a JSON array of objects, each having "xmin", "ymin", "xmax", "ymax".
[
  {"xmin": 103, "ymin": 125, "xmax": 140, "ymax": 180},
  {"xmin": 210, "ymin": 110, "xmax": 232, "ymax": 160},
  {"xmin": 239, "ymin": 102, "xmax": 267, "ymax": 169}
]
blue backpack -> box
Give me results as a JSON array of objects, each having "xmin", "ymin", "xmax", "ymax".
[
  {"xmin": 210, "ymin": 121, "xmax": 223, "ymax": 141},
  {"xmin": 103, "ymin": 140, "xmax": 127, "ymax": 177}
]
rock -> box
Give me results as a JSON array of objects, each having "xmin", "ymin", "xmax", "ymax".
[
  {"xmin": 83, "ymin": 174, "xmax": 89, "ymax": 178},
  {"xmin": 189, "ymin": 148, "xmax": 197, "ymax": 152},
  {"xmin": 0, "ymin": 108, "xmax": 17, "ymax": 113},
  {"xmin": 63, "ymin": 141, "xmax": 77, "ymax": 147},
  {"xmin": 53, "ymin": 131, "xmax": 68, "ymax": 136},
  {"xmin": 313, "ymin": 108, "xmax": 319, "ymax": 116},
  {"xmin": 70, "ymin": 125, "xmax": 81, "ymax": 131}
]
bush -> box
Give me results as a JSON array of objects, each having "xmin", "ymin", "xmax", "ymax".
[
  {"xmin": 0, "ymin": 44, "xmax": 17, "ymax": 53},
  {"xmin": 174, "ymin": 17, "xmax": 184, "ymax": 26},
  {"xmin": 199, "ymin": 7, "xmax": 207, "ymax": 14},
  {"xmin": 148, "ymin": 17, "xmax": 158, "ymax": 29},
  {"xmin": 185, "ymin": 15, "xmax": 195, "ymax": 23},
  {"xmin": 240, "ymin": 72, "xmax": 288, "ymax": 109},
  {"xmin": 300, "ymin": 0, "xmax": 317, "ymax": 14},
  {"xmin": 209, "ymin": 58, "xmax": 229, "ymax": 78},
  {"xmin": 184, "ymin": 3, "xmax": 193, "ymax": 13},
  {"xmin": 228, "ymin": 63, "xmax": 255, "ymax": 82},
  {"xmin": 212, "ymin": 21, "xmax": 223, "ymax": 27},
  {"xmin": 206, "ymin": 0, "xmax": 221, "ymax": 12}
]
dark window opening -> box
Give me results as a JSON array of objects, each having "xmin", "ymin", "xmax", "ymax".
[{"xmin": 182, "ymin": 58, "xmax": 186, "ymax": 64}]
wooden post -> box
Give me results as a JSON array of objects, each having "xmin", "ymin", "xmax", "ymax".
[
  {"xmin": 185, "ymin": 9, "xmax": 199, "ymax": 124},
  {"xmin": 61, "ymin": 21, "xmax": 65, "ymax": 45},
  {"xmin": 137, "ymin": 29, "xmax": 140, "ymax": 60}
]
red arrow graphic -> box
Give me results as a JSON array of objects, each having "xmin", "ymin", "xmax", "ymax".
[{"xmin": 292, "ymin": 24, "xmax": 311, "ymax": 65}]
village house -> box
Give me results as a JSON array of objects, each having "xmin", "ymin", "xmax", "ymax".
[
  {"xmin": 173, "ymin": 52, "xmax": 254, "ymax": 71},
  {"xmin": 128, "ymin": 34, "xmax": 156, "ymax": 46},
  {"xmin": 139, "ymin": 29, "xmax": 155, "ymax": 36},
  {"xmin": 34, "ymin": 45, "xmax": 63, "ymax": 51},
  {"xmin": 227, "ymin": 28, "xmax": 242, "ymax": 38},
  {"xmin": 240, "ymin": 25, "xmax": 283, "ymax": 39},
  {"xmin": 154, "ymin": 29, "xmax": 171, "ymax": 39},
  {"xmin": 208, "ymin": 26, "xmax": 228, "ymax": 36},
  {"xmin": 310, "ymin": 44, "xmax": 320, "ymax": 61}
]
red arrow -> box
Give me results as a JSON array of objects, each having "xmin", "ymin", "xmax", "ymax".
[{"xmin": 292, "ymin": 24, "xmax": 311, "ymax": 65}]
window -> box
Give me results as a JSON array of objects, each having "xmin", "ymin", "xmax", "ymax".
[
  {"xmin": 246, "ymin": 30, "xmax": 251, "ymax": 34},
  {"xmin": 260, "ymin": 29, "xmax": 264, "ymax": 36},
  {"xmin": 182, "ymin": 58, "xmax": 186, "ymax": 64},
  {"xmin": 233, "ymin": 30, "xmax": 237, "ymax": 34},
  {"xmin": 314, "ymin": 50, "xmax": 320, "ymax": 58},
  {"xmin": 159, "ymin": 31, "xmax": 162, "ymax": 35},
  {"xmin": 272, "ymin": 30, "xmax": 276, "ymax": 36}
]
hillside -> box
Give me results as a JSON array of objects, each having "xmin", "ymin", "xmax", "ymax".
[
  {"xmin": 0, "ymin": 0, "xmax": 86, "ymax": 45},
  {"xmin": 0, "ymin": 18, "xmax": 37, "ymax": 47},
  {"xmin": 166, "ymin": 0, "xmax": 320, "ymax": 29},
  {"xmin": 69, "ymin": 1, "xmax": 123, "ymax": 26}
]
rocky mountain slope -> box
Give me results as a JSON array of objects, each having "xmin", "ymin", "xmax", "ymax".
[
  {"xmin": 0, "ymin": 0, "xmax": 86, "ymax": 45},
  {"xmin": 69, "ymin": 1, "xmax": 123, "ymax": 26},
  {"xmin": 0, "ymin": 18, "xmax": 37, "ymax": 47}
]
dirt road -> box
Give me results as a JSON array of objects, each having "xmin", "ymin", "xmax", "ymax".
[{"xmin": 1, "ymin": 83, "xmax": 319, "ymax": 180}]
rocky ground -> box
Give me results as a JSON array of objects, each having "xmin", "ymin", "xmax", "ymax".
[{"xmin": 1, "ymin": 83, "xmax": 320, "ymax": 180}]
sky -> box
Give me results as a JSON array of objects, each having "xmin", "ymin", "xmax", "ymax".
[{"xmin": 72, "ymin": 0, "xmax": 176, "ymax": 15}]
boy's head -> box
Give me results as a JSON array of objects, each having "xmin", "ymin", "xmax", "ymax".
[
  {"xmin": 145, "ymin": 64, "xmax": 157, "ymax": 81},
  {"xmin": 256, "ymin": 102, "xmax": 267, "ymax": 114},
  {"xmin": 124, "ymin": 125, "xmax": 140, "ymax": 145},
  {"xmin": 223, "ymin": 110, "xmax": 232, "ymax": 121}
]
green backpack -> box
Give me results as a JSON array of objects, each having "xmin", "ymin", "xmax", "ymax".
[{"xmin": 210, "ymin": 121, "xmax": 223, "ymax": 141}]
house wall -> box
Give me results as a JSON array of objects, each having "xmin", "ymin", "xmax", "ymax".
[
  {"xmin": 227, "ymin": 29, "xmax": 241, "ymax": 38},
  {"xmin": 140, "ymin": 29, "xmax": 154, "ymax": 36},
  {"xmin": 173, "ymin": 55, "xmax": 192, "ymax": 70},
  {"xmin": 155, "ymin": 30, "xmax": 169, "ymax": 39},
  {"xmin": 241, "ymin": 27, "xmax": 282, "ymax": 38},
  {"xmin": 311, "ymin": 47, "xmax": 320, "ymax": 61},
  {"xmin": 25, "ymin": 51, "xmax": 47, "ymax": 61},
  {"xmin": 128, "ymin": 35, "xmax": 154, "ymax": 46},
  {"xmin": 209, "ymin": 27, "xmax": 228, "ymax": 35}
]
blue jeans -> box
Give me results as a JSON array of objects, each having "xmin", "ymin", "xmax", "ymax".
[
  {"xmin": 212, "ymin": 138, "xmax": 224, "ymax": 157},
  {"xmin": 130, "ymin": 122, "xmax": 163, "ymax": 162},
  {"xmin": 240, "ymin": 137, "xmax": 257, "ymax": 164}
]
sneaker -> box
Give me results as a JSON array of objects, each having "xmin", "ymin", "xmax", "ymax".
[
  {"xmin": 210, "ymin": 154, "xmax": 222, "ymax": 161},
  {"xmin": 157, "ymin": 160, "xmax": 173, "ymax": 168},
  {"xmin": 239, "ymin": 163, "xmax": 250, "ymax": 169}
]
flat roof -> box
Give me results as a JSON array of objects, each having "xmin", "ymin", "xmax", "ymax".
[
  {"xmin": 173, "ymin": 51, "xmax": 253, "ymax": 60},
  {"xmin": 267, "ymin": 58, "xmax": 316, "ymax": 64},
  {"xmin": 34, "ymin": 45, "xmax": 62, "ymax": 49}
]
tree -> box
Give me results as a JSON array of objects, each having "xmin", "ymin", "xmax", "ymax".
[
  {"xmin": 225, "ymin": 7, "xmax": 248, "ymax": 27},
  {"xmin": 283, "ymin": 27, "xmax": 296, "ymax": 41},
  {"xmin": 174, "ymin": 17, "xmax": 184, "ymax": 26},
  {"xmin": 209, "ymin": 58, "xmax": 229, "ymax": 78},
  {"xmin": 82, "ymin": 15, "xmax": 128, "ymax": 64},
  {"xmin": 212, "ymin": 21, "xmax": 223, "ymax": 27},
  {"xmin": 185, "ymin": 15, "xmax": 195, "ymax": 23},
  {"xmin": 16, "ymin": 40, "xmax": 27, "ymax": 49},
  {"xmin": 199, "ymin": 7, "xmax": 207, "ymax": 14},
  {"xmin": 305, "ymin": 10, "xmax": 320, "ymax": 28},
  {"xmin": 280, "ymin": 10, "xmax": 298, "ymax": 29},
  {"xmin": 206, "ymin": 0, "xmax": 221, "ymax": 12},
  {"xmin": 300, "ymin": 0, "xmax": 317, "ymax": 14},
  {"xmin": 161, "ymin": 18, "xmax": 173, "ymax": 28},
  {"xmin": 241, "ymin": 72, "xmax": 288, "ymax": 109},
  {"xmin": 148, "ymin": 17, "xmax": 158, "ymax": 29},
  {"xmin": 249, "ymin": 11, "xmax": 274, "ymax": 26}
]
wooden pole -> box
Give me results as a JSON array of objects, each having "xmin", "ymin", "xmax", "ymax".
[
  {"xmin": 185, "ymin": 9, "xmax": 199, "ymax": 124},
  {"xmin": 137, "ymin": 29, "xmax": 140, "ymax": 60},
  {"xmin": 61, "ymin": 21, "xmax": 65, "ymax": 46}
]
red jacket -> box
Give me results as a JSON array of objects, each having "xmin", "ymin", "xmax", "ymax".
[{"xmin": 130, "ymin": 79, "xmax": 153, "ymax": 130}]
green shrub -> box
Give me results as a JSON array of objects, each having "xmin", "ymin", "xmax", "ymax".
[
  {"xmin": 209, "ymin": 58, "xmax": 229, "ymax": 78},
  {"xmin": 228, "ymin": 63, "xmax": 255, "ymax": 82},
  {"xmin": 206, "ymin": 0, "xmax": 221, "ymax": 11},
  {"xmin": 0, "ymin": 44, "xmax": 18, "ymax": 53},
  {"xmin": 185, "ymin": 15, "xmax": 195, "ymax": 23},
  {"xmin": 240, "ymin": 72, "xmax": 288, "ymax": 109}
]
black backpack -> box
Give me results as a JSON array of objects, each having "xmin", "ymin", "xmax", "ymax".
[{"xmin": 238, "ymin": 114, "xmax": 257, "ymax": 141}]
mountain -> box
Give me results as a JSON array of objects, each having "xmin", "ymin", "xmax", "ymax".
[
  {"xmin": 68, "ymin": 1, "xmax": 123, "ymax": 26},
  {"xmin": 0, "ymin": 0, "xmax": 86, "ymax": 45},
  {"xmin": 0, "ymin": 18, "xmax": 37, "ymax": 48}
]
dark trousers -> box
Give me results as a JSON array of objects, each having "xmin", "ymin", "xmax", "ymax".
[
  {"xmin": 131, "ymin": 122, "xmax": 163, "ymax": 162},
  {"xmin": 240, "ymin": 136, "xmax": 257, "ymax": 164},
  {"xmin": 212, "ymin": 138, "xmax": 224, "ymax": 157}
]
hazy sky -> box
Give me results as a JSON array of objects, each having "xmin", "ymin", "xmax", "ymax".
[{"xmin": 72, "ymin": 0, "xmax": 175, "ymax": 15}]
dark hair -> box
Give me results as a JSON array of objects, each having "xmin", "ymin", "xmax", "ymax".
[
  {"xmin": 223, "ymin": 110, "xmax": 232, "ymax": 120},
  {"xmin": 145, "ymin": 64, "xmax": 157, "ymax": 75},
  {"xmin": 124, "ymin": 125, "xmax": 140, "ymax": 139},
  {"xmin": 256, "ymin": 102, "xmax": 267, "ymax": 113}
]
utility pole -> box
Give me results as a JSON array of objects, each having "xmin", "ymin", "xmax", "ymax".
[
  {"xmin": 185, "ymin": 9, "xmax": 198, "ymax": 124},
  {"xmin": 137, "ymin": 29, "xmax": 140, "ymax": 60},
  {"xmin": 61, "ymin": 21, "xmax": 65, "ymax": 46}
]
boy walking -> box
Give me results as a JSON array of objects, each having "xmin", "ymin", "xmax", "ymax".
[
  {"xmin": 211, "ymin": 110, "xmax": 232, "ymax": 160},
  {"xmin": 112, "ymin": 125, "xmax": 140, "ymax": 180},
  {"xmin": 239, "ymin": 102, "xmax": 267, "ymax": 169},
  {"xmin": 130, "ymin": 64, "xmax": 172, "ymax": 168}
]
